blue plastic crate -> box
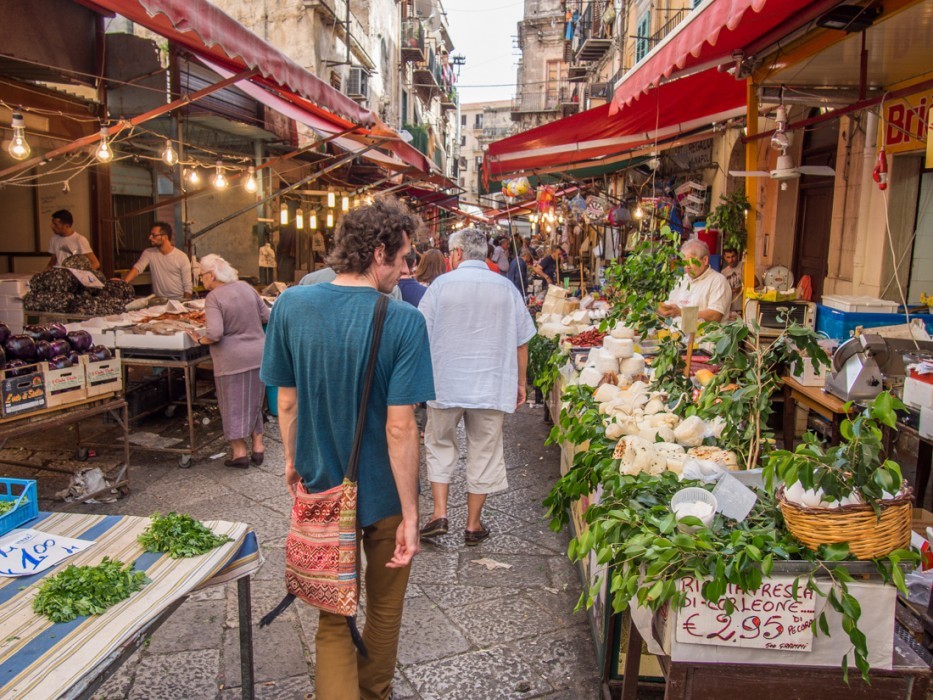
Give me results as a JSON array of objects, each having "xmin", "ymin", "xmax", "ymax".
[
  {"xmin": 815, "ymin": 304, "xmax": 933, "ymax": 341},
  {"xmin": 0, "ymin": 478, "xmax": 39, "ymax": 536}
]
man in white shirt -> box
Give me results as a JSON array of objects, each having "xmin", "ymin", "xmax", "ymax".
[
  {"xmin": 490, "ymin": 236, "xmax": 510, "ymax": 274},
  {"xmin": 122, "ymin": 222, "xmax": 192, "ymax": 300},
  {"xmin": 418, "ymin": 228, "xmax": 536, "ymax": 546},
  {"xmin": 659, "ymin": 239, "xmax": 732, "ymax": 324},
  {"xmin": 46, "ymin": 209, "xmax": 100, "ymax": 270}
]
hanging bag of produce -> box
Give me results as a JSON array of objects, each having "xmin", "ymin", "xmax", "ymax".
[{"xmin": 260, "ymin": 295, "xmax": 388, "ymax": 656}]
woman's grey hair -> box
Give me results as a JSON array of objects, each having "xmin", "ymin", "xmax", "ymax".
[
  {"xmin": 448, "ymin": 228, "xmax": 487, "ymax": 262},
  {"xmin": 200, "ymin": 253, "xmax": 238, "ymax": 283},
  {"xmin": 681, "ymin": 239, "xmax": 710, "ymax": 259}
]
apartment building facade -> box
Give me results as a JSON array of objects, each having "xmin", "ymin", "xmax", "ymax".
[{"xmin": 458, "ymin": 100, "xmax": 515, "ymax": 206}]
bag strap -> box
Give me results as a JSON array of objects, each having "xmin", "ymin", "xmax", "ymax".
[{"xmin": 345, "ymin": 294, "xmax": 389, "ymax": 482}]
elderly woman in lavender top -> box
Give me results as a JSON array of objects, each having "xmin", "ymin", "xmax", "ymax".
[{"xmin": 186, "ymin": 254, "xmax": 270, "ymax": 468}]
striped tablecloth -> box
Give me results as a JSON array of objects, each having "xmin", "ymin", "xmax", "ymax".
[{"xmin": 0, "ymin": 512, "xmax": 262, "ymax": 699}]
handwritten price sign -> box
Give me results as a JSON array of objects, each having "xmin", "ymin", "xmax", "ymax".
[
  {"xmin": 675, "ymin": 576, "xmax": 816, "ymax": 652},
  {"xmin": 0, "ymin": 528, "xmax": 94, "ymax": 577}
]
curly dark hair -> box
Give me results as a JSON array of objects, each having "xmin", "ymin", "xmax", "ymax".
[{"xmin": 326, "ymin": 196, "xmax": 422, "ymax": 274}]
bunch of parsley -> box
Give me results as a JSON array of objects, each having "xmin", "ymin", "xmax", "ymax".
[
  {"xmin": 138, "ymin": 512, "xmax": 232, "ymax": 558},
  {"xmin": 33, "ymin": 557, "xmax": 149, "ymax": 623}
]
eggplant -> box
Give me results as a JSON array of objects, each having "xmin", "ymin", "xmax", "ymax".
[
  {"xmin": 35, "ymin": 340, "xmax": 54, "ymax": 361},
  {"xmin": 49, "ymin": 339, "xmax": 71, "ymax": 358},
  {"xmin": 23, "ymin": 325, "xmax": 50, "ymax": 342},
  {"xmin": 0, "ymin": 323, "xmax": 10, "ymax": 346},
  {"xmin": 5, "ymin": 334, "xmax": 37, "ymax": 361},
  {"xmin": 49, "ymin": 354, "xmax": 73, "ymax": 370},
  {"xmin": 46, "ymin": 323, "xmax": 68, "ymax": 341},
  {"xmin": 87, "ymin": 345, "xmax": 113, "ymax": 363},
  {"xmin": 65, "ymin": 350, "xmax": 80, "ymax": 367},
  {"xmin": 0, "ymin": 345, "xmax": 5, "ymax": 369},
  {"xmin": 66, "ymin": 330, "xmax": 93, "ymax": 353},
  {"xmin": 4, "ymin": 359, "xmax": 30, "ymax": 377}
]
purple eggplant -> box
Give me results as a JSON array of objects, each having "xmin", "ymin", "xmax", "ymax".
[
  {"xmin": 5, "ymin": 335, "xmax": 37, "ymax": 361},
  {"xmin": 65, "ymin": 350, "xmax": 80, "ymax": 367},
  {"xmin": 66, "ymin": 330, "xmax": 93, "ymax": 353},
  {"xmin": 46, "ymin": 323, "xmax": 68, "ymax": 341},
  {"xmin": 35, "ymin": 340, "xmax": 54, "ymax": 361},
  {"xmin": 24, "ymin": 325, "xmax": 50, "ymax": 342},
  {"xmin": 49, "ymin": 339, "xmax": 71, "ymax": 358},
  {"xmin": 0, "ymin": 345, "xmax": 5, "ymax": 369},
  {"xmin": 49, "ymin": 354, "xmax": 73, "ymax": 370},
  {"xmin": 0, "ymin": 323, "xmax": 10, "ymax": 346},
  {"xmin": 4, "ymin": 359, "xmax": 30, "ymax": 377},
  {"xmin": 87, "ymin": 345, "xmax": 113, "ymax": 363}
]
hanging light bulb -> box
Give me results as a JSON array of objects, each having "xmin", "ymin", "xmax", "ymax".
[
  {"xmin": 212, "ymin": 161, "xmax": 228, "ymax": 189},
  {"xmin": 353, "ymin": 197, "xmax": 360, "ymax": 208},
  {"xmin": 186, "ymin": 167, "xmax": 201, "ymax": 185},
  {"xmin": 95, "ymin": 126, "xmax": 113, "ymax": 163},
  {"xmin": 633, "ymin": 206, "xmax": 644, "ymax": 220},
  {"xmin": 341, "ymin": 195, "xmax": 350, "ymax": 212},
  {"xmin": 327, "ymin": 190, "xmax": 336, "ymax": 208},
  {"xmin": 280, "ymin": 203, "xmax": 289, "ymax": 225},
  {"xmin": 309, "ymin": 211, "xmax": 318, "ymax": 230},
  {"xmin": 326, "ymin": 210, "xmax": 334, "ymax": 228},
  {"xmin": 7, "ymin": 113, "xmax": 31, "ymax": 161},
  {"xmin": 244, "ymin": 166, "xmax": 258, "ymax": 193},
  {"xmin": 296, "ymin": 208, "xmax": 304, "ymax": 229},
  {"xmin": 162, "ymin": 140, "xmax": 178, "ymax": 166}
]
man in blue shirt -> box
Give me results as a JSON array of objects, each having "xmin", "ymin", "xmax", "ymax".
[
  {"xmin": 261, "ymin": 197, "xmax": 434, "ymax": 699},
  {"xmin": 507, "ymin": 249, "xmax": 533, "ymax": 299}
]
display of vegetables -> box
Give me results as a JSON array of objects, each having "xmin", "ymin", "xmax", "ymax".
[
  {"xmin": 87, "ymin": 345, "xmax": 112, "ymax": 363},
  {"xmin": 0, "ymin": 325, "xmax": 112, "ymax": 373},
  {"xmin": 138, "ymin": 512, "xmax": 232, "ymax": 558},
  {"xmin": 5, "ymin": 334, "xmax": 36, "ymax": 361},
  {"xmin": 66, "ymin": 330, "xmax": 93, "ymax": 353},
  {"xmin": 32, "ymin": 557, "xmax": 149, "ymax": 623},
  {"xmin": 0, "ymin": 323, "xmax": 10, "ymax": 346},
  {"xmin": 566, "ymin": 329, "xmax": 606, "ymax": 347}
]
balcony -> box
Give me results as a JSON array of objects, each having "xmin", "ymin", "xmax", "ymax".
[
  {"xmin": 440, "ymin": 86, "xmax": 458, "ymax": 111},
  {"xmin": 650, "ymin": 8, "xmax": 690, "ymax": 48},
  {"xmin": 568, "ymin": 63, "xmax": 588, "ymax": 83},
  {"xmin": 572, "ymin": 5, "xmax": 613, "ymax": 63},
  {"xmin": 478, "ymin": 126, "xmax": 513, "ymax": 142},
  {"xmin": 401, "ymin": 19, "xmax": 425, "ymax": 63},
  {"xmin": 510, "ymin": 81, "xmax": 579, "ymax": 118},
  {"xmin": 412, "ymin": 47, "xmax": 441, "ymax": 102}
]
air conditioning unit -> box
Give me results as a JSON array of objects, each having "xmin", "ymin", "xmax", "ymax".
[{"xmin": 346, "ymin": 67, "xmax": 370, "ymax": 101}]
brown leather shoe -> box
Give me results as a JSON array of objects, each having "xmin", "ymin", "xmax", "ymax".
[
  {"xmin": 464, "ymin": 524, "xmax": 490, "ymax": 546},
  {"xmin": 419, "ymin": 517, "xmax": 448, "ymax": 538}
]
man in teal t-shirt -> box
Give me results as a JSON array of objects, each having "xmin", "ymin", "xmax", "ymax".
[{"xmin": 261, "ymin": 197, "xmax": 434, "ymax": 698}]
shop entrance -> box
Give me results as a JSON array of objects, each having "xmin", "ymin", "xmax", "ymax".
[{"xmin": 792, "ymin": 112, "xmax": 838, "ymax": 302}]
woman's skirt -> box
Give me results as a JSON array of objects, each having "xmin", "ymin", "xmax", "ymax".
[{"xmin": 215, "ymin": 368, "xmax": 264, "ymax": 441}]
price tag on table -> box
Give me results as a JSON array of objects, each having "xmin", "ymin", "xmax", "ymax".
[
  {"xmin": 675, "ymin": 575, "xmax": 816, "ymax": 652},
  {"xmin": 0, "ymin": 528, "xmax": 95, "ymax": 577}
]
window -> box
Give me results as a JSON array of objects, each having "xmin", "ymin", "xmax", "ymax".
[
  {"xmin": 460, "ymin": 135, "xmax": 466, "ymax": 147},
  {"xmin": 401, "ymin": 90, "xmax": 408, "ymax": 124},
  {"xmin": 474, "ymin": 113, "xmax": 483, "ymax": 128},
  {"xmin": 693, "ymin": 0, "xmax": 702, "ymax": 7},
  {"xmin": 545, "ymin": 60, "xmax": 568, "ymax": 107},
  {"xmin": 461, "ymin": 157, "xmax": 468, "ymax": 171},
  {"xmin": 461, "ymin": 114, "xmax": 467, "ymax": 127},
  {"xmin": 636, "ymin": 13, "xmax": 651, "ymax": 62},
  {"xmin": 475, "ymin": 156, "xmax": 483, "ymax": 170}
]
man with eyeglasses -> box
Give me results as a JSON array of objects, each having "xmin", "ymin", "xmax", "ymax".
[
  {"xmin": 658, "ymin": 239, "xmax": 731, "ymax": 326},
  {"xmin": 121, "ymin": 222, "xmax": 192, "ymax": 300}
]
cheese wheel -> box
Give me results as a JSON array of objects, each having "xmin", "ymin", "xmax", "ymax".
[{"xmin": 617, "ymin": 338, "xmax": 634, "ymax": 359}]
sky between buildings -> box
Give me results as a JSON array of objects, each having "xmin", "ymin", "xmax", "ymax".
[{"xmin": 444, "ymin": 0, "xmax": 523, "ymax": 102}]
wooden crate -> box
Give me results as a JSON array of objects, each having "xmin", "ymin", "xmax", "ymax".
[
  {"xmin": 86, "ymin": 352, "xmax": 123, "ymax": 397},
  {"xmin": 43, "ymin": 360, "xmax": 88, "ymax": 409}
]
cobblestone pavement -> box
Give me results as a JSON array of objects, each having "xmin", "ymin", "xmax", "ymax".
[{"xmin": 14, "ymin": 402, "xmax": 601, "ymax": 699}]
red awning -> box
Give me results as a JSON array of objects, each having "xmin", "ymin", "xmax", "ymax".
[
  {"xmin": 486, "ymin": 70, "xmax": 745, "ymax": 181},
  {"xmin": 611, "ymin": 0, "xmax": 833, "ymax": 113},
  {"xmin": 91, "ymin": 0, "xmax": 376, "ymax": 128}
]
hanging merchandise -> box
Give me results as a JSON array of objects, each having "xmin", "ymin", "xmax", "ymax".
[
  {"xmin": 873, "ymin": 148, "xmax": 888, "ymax": 191},
  {"xmin": 607, "ymin": 205, "xmax": 631, "ymax": 227},
  {"xmin": 536, "ymin": 185, "xmax": 556, "ymax": 213},
  {"xmin": 570, "ymin": 193, "xmax": 587, "ymax": 215},
  {"xmin": 502, "ymin": 177, "xmax": 531, "ymax": 198},
  {"xmin": 583, "ymin": 195, "xmax": 608, "ymax": 223}
]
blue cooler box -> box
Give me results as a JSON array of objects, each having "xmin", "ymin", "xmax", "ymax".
[{"xmin": 815, "ymin": 304, "xmax": 933, "ymax": 341}]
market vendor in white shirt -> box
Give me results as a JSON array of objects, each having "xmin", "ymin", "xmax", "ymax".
[{"xmin": 658, "ymin": 239, "xmax": 732, "ymax": 324}]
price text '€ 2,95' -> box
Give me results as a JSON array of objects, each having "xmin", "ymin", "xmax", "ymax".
[{"xmin": 675, "ymin": 576, "xmax": 817, "ymax": 652}]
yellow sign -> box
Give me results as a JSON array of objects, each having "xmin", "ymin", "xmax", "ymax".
[{"xmin": 881, "ymin": 85, "xmax": 932, "ymax": 154}]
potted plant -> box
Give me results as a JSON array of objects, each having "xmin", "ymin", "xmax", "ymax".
[
  {"xmin": 763, "ymin": 391, "xmax": 912, "ymax": 560},
  {"xmin": 706, "ymin": 191, "xmax": 750, "ymax": 254}
]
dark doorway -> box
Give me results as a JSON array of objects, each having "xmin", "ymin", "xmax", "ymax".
[{"xmin": 792, "ymin": 111, "xmax": 838, "ymax": 301}]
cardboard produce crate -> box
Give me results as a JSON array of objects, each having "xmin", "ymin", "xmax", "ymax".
[
  {"xmin": 85, "ymin": 351, "xmax": 122, "ymax": 397},
  {"xmin": 1, "ymin": 366, "xmax": 46, "ymax": 418}
]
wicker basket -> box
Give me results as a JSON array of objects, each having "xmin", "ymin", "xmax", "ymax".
[{"xmin": 778, "ymin": 487, "xmax": 913, "ymax": 560}]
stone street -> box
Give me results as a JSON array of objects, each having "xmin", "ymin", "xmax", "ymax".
[{"xmin": 14, "ymin": 402, "xmax": 601, "ymax": 699}]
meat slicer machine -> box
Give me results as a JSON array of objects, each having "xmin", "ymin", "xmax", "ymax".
[{"xmin": 825, "ymin": 333, "xmax": 933, "ymax": 401}]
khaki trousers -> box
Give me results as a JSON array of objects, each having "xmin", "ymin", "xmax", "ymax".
[
  {"xmin": 424, "ymin": 407, "xmax": 508, "ymax": 494},
  {"xmin": 314, "ymin": 514, "xmax": 409, "ymax": 700}
]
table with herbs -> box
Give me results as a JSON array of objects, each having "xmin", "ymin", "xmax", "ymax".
[{"xmin": 0, "ymin": 511, "xmax": 260, "ymax": 700}]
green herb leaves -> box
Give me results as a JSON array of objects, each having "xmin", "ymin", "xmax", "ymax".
[
  {"xmin": 32, "ymin": 557, "xmax": 148, "ymax": 623},
  {"xmin": 138, "ymin": 512, "xmax": 232, "ymax": 558}
]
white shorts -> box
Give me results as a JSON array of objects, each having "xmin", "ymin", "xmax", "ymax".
[{"xmin": 424, "ymin": 407, "xmax": 508, "ymax": 495}]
